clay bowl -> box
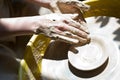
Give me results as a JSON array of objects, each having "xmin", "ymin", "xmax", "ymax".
[{"xmin": 68, "ymin": 35, "xmax": 109, "ymax": 71}]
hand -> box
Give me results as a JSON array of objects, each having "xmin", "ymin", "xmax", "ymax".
[
  {"xmin": 49, "ymin": 0, "xmax": 90, "ymax": 13},
  {"xmin": 34, "ymin": 13, "xmax": 90, "ymax": 44},
  {"xmin": 32, "ymin": 0, "xmax": 89, "ymax": 13},
  {"xmin": 49, "ymin": 0, "xmax": 90, "ymax": 23}
]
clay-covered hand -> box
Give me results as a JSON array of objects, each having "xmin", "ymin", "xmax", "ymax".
[
  {"xmin": 49, "ymin": 0, "xmax": 90, "ymax": 13},
  {"xmin": 49, "ymin": 0, "xmax": 90, "ymax": 25},
  {"xmin": 34, "ymin": 13, "xmax": 90, "ymax": 44},
  {"xmin": 32, "ymin": 0, "xmax": 89, "ymax": 13}
]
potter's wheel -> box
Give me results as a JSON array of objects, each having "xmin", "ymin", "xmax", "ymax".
[{"xmin": 41, "ymin": 17, "xmax": 120, "ymax": 80}]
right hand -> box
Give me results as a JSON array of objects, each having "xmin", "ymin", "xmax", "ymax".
[{"xmin": 32, "ymin": 13, "xmax": 90, "ymax": 44}]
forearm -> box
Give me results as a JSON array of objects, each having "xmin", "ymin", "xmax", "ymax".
[
  {"xmin": 26, "ymin": 0, "xmax": 51, "ymax": 9},
  {"xmin": 0, "ymin": 17, "xmax": 37, "ymax": 38}
]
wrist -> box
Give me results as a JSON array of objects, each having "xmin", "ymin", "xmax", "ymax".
[{"xmin": 0, "ymin": 17, "xmax": 38, "ymax": 37}]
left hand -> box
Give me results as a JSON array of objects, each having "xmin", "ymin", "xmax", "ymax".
[{"xmin": 33, "ymin": 13, "xmax": 90, "ymax": 44}]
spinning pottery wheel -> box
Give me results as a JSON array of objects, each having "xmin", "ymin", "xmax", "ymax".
[
  {"xmin": 19, "ymin": 0, "xmax": 120, "ymax": 80},
  {"xmin": 41, "ymin": 17, "xmax": 120, "ymax": 80}
]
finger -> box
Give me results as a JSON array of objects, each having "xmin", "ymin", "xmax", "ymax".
[
  {"xmin": 73, "ymin": 36, "xmax": 91, "ymax": 47},
  {"xmin": 45, "ymin": 26, "xmax": 63, "ymax": 38},
  {"xmin": 51, "ymin": 33, "xmax": 79, "ymax": 44},
  {"xmin": 69, "ymin": 46, "xmax": 78, "ymax": 54},
  {"xmin": 64, "ymin": 19, "xmax": 89, "ymax": 33},
  {"xmin": 59, "ymin": 24, "xmax": 88, "ymax": 39},
  {"xmin": 75, "ymin": 1, "xmax": 90, "ymax": 11},
  {"xmin": 67, "ymin": 0, "xmax": 90, "ymax": 11},
  {"xmin": 78, "ymin": 20, "xmax": 89, "ymax": 33},
  {"xmin": 61, "ymin": 31, "xmax": 88, "ymax": 43}
]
